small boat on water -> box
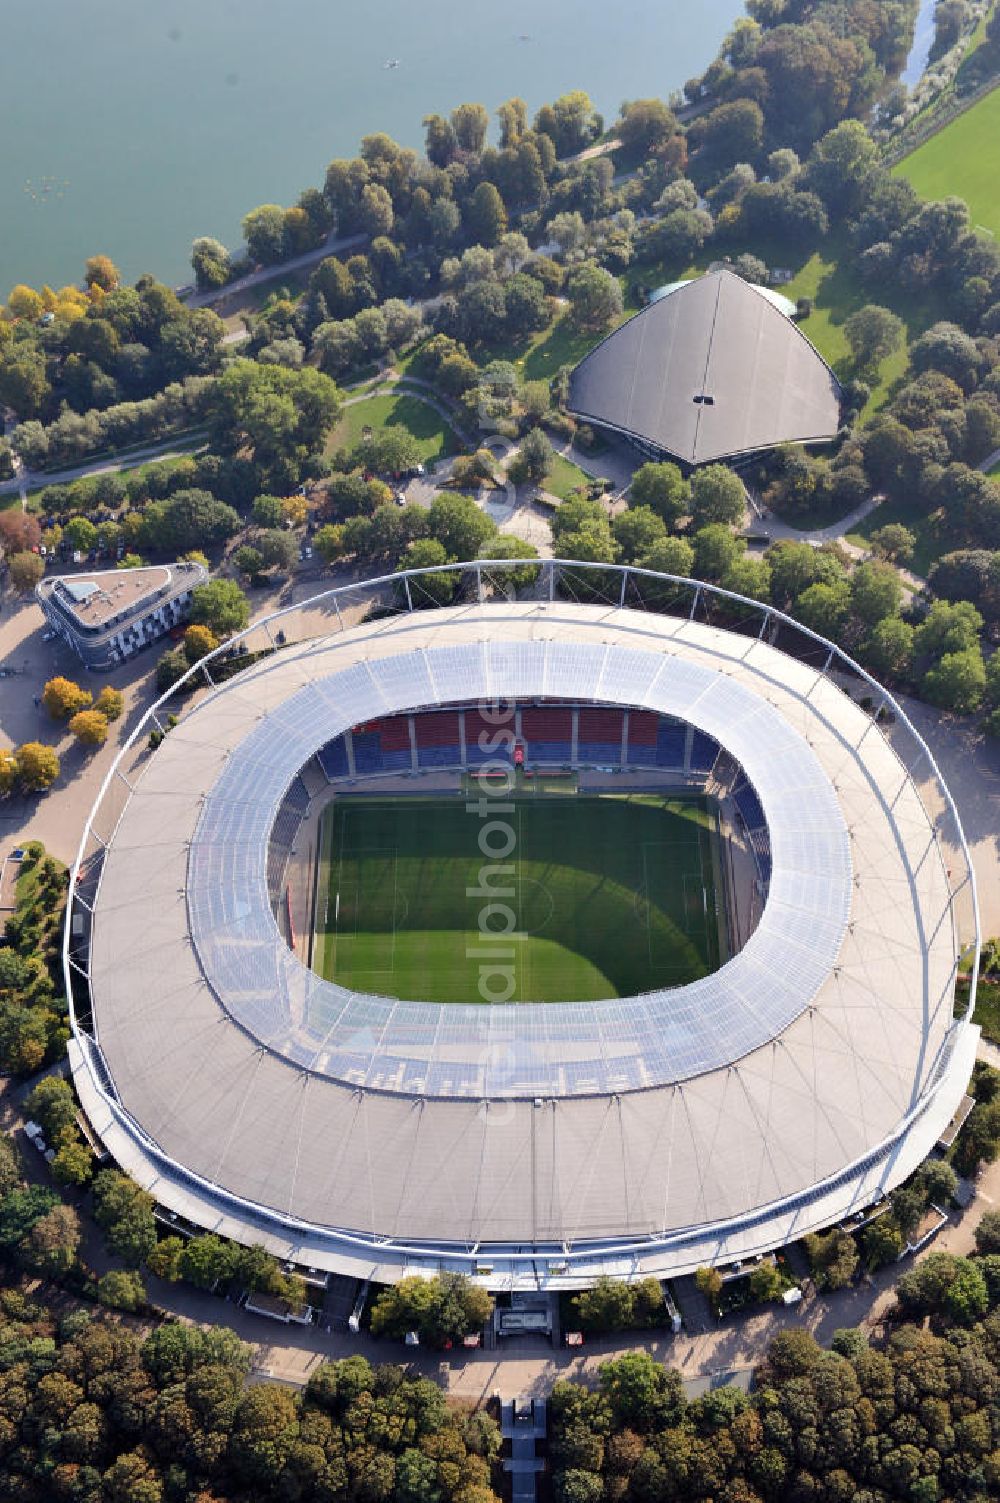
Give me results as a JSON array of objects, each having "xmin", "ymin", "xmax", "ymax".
[{"xmin": 384, "ymin": 58, "xmax": 400, "ymax": 69}]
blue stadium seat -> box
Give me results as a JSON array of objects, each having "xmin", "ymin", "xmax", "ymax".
[
  {"xmin": 689, "ymin": 730, "xmax": 719, "ymax": 773},
  {"xmin": 417, "ymin": 744, "xmax": 460, "ymax": 769},
  {"xmin": 352, "ymin": 732, "xmax": 384, "ymax": 774},
  {"xmin": 318, "ymin": 737, "xmax": 349, "ymax": 780}
]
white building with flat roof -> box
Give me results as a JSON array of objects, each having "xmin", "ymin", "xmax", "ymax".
[{"xmin": 36, "ymin": 560, "xmax": 207, "ymax": 671}]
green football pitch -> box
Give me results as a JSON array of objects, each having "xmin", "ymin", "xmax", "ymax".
[{"xmin": 312, "ymin": 793, "xmax": 723, "ymax": 1003}]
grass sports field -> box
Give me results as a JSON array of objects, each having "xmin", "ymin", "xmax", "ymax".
[
  {"xmin": 312, "ymin": 793, "xmax": 722, "ymax": 1004},
  {"xmin": 894, "ymin": 84, "xmax": 1000, "ymax": 241}
]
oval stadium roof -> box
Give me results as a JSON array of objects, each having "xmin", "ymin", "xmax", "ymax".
[
  {"xmin": 568, "ymin": 268, "xmax": 842, "ymax": 467},
  {"xmin": 70, "ymin": 592, "xmax": 976, "ymax": 1287}
]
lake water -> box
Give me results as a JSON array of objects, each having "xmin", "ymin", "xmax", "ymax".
[
  {"xmin": 902, "ymin": 0, "xmax": 939, "ymax": 86},
  {"xmin": 0, "ymin": 0, "xmax": 744, "ymax": 294}
]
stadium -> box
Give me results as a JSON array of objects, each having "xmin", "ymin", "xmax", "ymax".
[{"xmin": 66, "ymin": 561, "xmax": 980, "ymax": 1291}]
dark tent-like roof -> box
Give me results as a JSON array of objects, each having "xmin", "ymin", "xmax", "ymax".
[{"xmin": 567, "ymin": 270, "xmax": 842, "ymax": 467}]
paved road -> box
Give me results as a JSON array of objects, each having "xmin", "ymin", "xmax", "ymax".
[
  {"xmin": 0, "ymin": 437, "xmax": 208, "ymax": 499},
  {"xmin": 182, "ymin": 232, "xmax": 368, "ymax": 310}
]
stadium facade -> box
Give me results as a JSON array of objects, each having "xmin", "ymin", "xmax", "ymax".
[
  {"xmin": 66, "ymin": 563, "xmax": 979, "ymax": 1290},
  {"xmin": 567, "ymin": 269, "xmax": 843, "ymax": 466}
]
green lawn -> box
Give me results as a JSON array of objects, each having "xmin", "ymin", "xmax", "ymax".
[
  {"xmin": 989, "ymin": 460, "xmax": 1000, "ymax": 478},
  {"xmin": 849, "ymin": 496, "xmax": 944, "ymax": 577},
  {"xmin": 313, "ymin": 793, "xmax": 720, "ymax": 1003},
  {"xmin": 544, "ymin": 452, "xmax": 592, "ymax": 501},
  {"xmin": 894, "ymin": 84, "xmax": 1000, "ymax": 240},
  {"xmin": 779, "ymin": 239, "xmax": 943, "ymax": 415},
  {"xmin": 328, "ymin": 390, "xmax": 459, "ymax": 463}
]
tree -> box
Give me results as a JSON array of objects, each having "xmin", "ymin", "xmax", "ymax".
[
  {"xmin": 794, "ymin": 579, "xmax": 851, "ymax": 637},
  {"xmin": 689, "ymin": 99, "xmax": 764, "ymax": 181},
  {"xmin": 804, "ymin": 1227, "xmax": 859, "ymax": 1290},
  {"xmin": 922, "ymin": 647, "xmax": 986, "ymax": 714},
  {"xmin": 509, "ymin": 428, "xmax": 554, "ymax": 486},
  {"xmin": 861, "ymin": 1214, "xmax": 903, "ymax": 1268},
  {"xmin": 690, "ymin": 465, "xmax": 745, "ymax": 526},
  {"xmin": 251, "ymin": 493, "xmax": 286, "ymax": 529},
  {"xmin": 612, "ymin": 506, "xmax": 667, "ymax": 562},
  {"xmin": 478, "ymin": 535, "xmax": 540, "ymax": 593},
  {"xmin": 914, "ymin": 598, "xmax": 983, "ymax": 658},
  {"xmin": 566, "ymin": 263, "xmax": 623, "ymax": 333},
  {"xmin": 19, "ymin": 1203, "xmax": 80, "ymax": 1276},
  {"xmin": 208, "ymin": 361, "xmax": 341, "ymax": 474},
  {"xmin": 721, "ymin": 555, "xmax": 771, "ymax": 601},
  {"xmin": 804, "ymin": 120, "xmax": 878, "ymax": 215},
  {"xmin": 84, "ymin": 255, "xmax": 121, "ymax": 292},
  {"xmin": 15, "ymin": 742, "xmax": 60, "ymax": 792},
  {"xmin": 188, "ymin": 579, "xmax": 250, "ymax": 637},
  {"xmin": 976, "ymin": 1207, "xmax": 1000, "ymax": 1254},
  {"xmin": 849, "ymin": 560, "xmax": 902, "ymax": 627},
  {"xmin": 695, "ymin": 1265, "xmax": 723, "ymax": 1304},
  {"xmin": 243, "ymin": 205, "xmax": 288, "ymax": 265},
  {"xmin": 7, "ymin": 552, "xmax": 44, "ymax": 593},
  {"xmin": 230, "ymin": 1383, "xmax": 300, "ymax": 1487},
  {"xmin": 451, "ymin": 101, "xmax": 490, "ymax": 152},
  {"xmin": 870, "ymin": 523, "xmax": 915, "ymax": 563},
  {"xmin": 146, "ymin": 1234, "xmax": 184, "ymax": 1280},
  {"xmin": 428, "ymin": 492, "xmax": 498, "ymax": 560},
  {"xmin": 554, "ymin": 1470, "xmax": 603, "ymax": 1503},
  {"xmin": 865, "ymin": 616, "xmax": 914, "ymax": 679},
  {"xmin": 369, "ymin": 1272, "xmax": 493, "ymax": 1345},
  {"xmin": 69, "ymin": 709, "xmax": 109, "ymax": 747},
  {"xmin": 618, "ymin": 98, "xmax": 677, "ymax": 152},
  {"xmin": 352, "ymin": 427, "xmax": 421, "ymax": 477},
  {"xmin": 844, "ymin": 304, "xmax": 905, "ymax": 371},
  {"xmin": 467, "ymin": 182, "xmax": 507, "ymax": 246},
  {"xmin": 97, "ymin": 1268, "xmax": 147, "ymax": 1312},
  {"xmin": 911, "ymin": 321, "xmax": 981, "ymax": 391},
  {"xmin": 92, "ymin": 1168, "xmax": 157, "ymax": 1266},
  {"xmin": 5, "ymin": 283, "xmax": 44, "ymax": 320},
  {"xmin": 92, "ymin": 686, "xmax": 123, "ymax": 722},
  {"xmin": 639, "ymin": 536, "xmax": 695, "ymax": 577},
  {"xmin": 0, "ymin": 510, "xmax": 42, "ymax": 553},
  {"xmin": 504, "ymin": 274, "xmax": 549, "ymax": 334},
  {"xmin": 140, "ymin": 490, "xmax": 240, "ymax": 554},
  {"xmin": 359, "ymin": 183, "xmax": 394, "ymax": 238},
  {"xmin": 255, "ymin": 528, "xmax": 299, "ymax": 573},
  {"xmin": 234, "ymin": 544, "xmax": 264, "ymax": 579},
  {"xmin": 599, "ymin": 1352, "xmax": 684, "ymax": 1432},
  {"xmin": 63, "ymin": 515, "xmax": 99, "ymax": 553},
  {"xmin": 27, "ymin": 1075, "xmax": 78, "ymax": 1143},
  {"xmin": 693, "ymin": 524, "xmax": 743, "ymax": 580},
  {"xmin": 400, "ymin": 539, "xmax": 457, "ymax": 605},
  {"xmin": 179, "ymin": 1233, "xmax": 236, "ymax": 1290},
  {"xmin": 630, "ymin": 462, "xmax": 690, "ymax": 523},
  {"xmin": 191, "ymin": 236, "xmax": 233, "ymax": 291},
  {"xmin": 749, "ymin": 1261, "xmax": 786, "ymax": 1303},
  {"xmin": 0, "ymin": 1185, "xmax": 59, "ymax": 1249},
  {"xmin": 51, "ymin": 1138, "xmax": 94, "ymax": 1188},
  {"xmin": 42, "ymin": 676, "xmax": 92, "ymax": 720},
  {"xmin": 535, "ymin": 91, "xmax": 601, "ymax": 155},
  {"xmin": 574, "ymin": 1277, "xmax": 639, "ymax": 1332},
  {"xmin": 921, "ymin": 1158, "xmax": 958, "ymax": 1207},
  {"xmin": 183, "ymin": 623, "xmax": 217, "ymax": 662}
]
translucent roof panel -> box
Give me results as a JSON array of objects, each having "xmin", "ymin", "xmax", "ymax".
[{"xmin": 187, "ymin": 638, "xmax": 852, "ymax": 1098}]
